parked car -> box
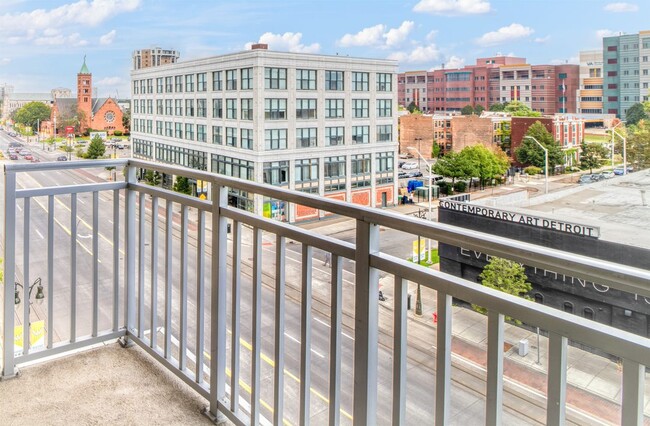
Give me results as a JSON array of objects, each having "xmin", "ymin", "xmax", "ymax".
[
  {"xmin": 401, "ymin": 162, "xmax": 418, "ymax": 170},
  {"xmin": 30, "ymin": 158, "xmax": 40, "ymax": 163},
  {"xmin": 24, "ymin": 154, "xmax": 33, "ymax": 161},
  {"xmin": 19, "ymin": 150, "xmax": 30, "ymax": 156},
  {"xmin": 8, "ymin": 131, "xmax": 17, "ymax": 137},
  {"xmin": 9, "ymin": 154, "xmax": 18, "ymax": 160},
  {"xmin": 613, "ymin": 167, "xmax": 625, "ymax": 175},
  {"xmin": 398, "ymin": 171, "xmax": 409, "ymax": 179},
  {"xmin": 600, "ymin": 171, "xmax": 615, "ymax": 179},
  {"xmin": 56, "ymin": 155, "xmax": 68, "ymax": 161},
  {"xmin": 407, "ymin": 171, "xmax": 423, "ymax": 178},
  {"xmin": 578, "ymin": 174, "xmax": 595, "ymax": 184}
]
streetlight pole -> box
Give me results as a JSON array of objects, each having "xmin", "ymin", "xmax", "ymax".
[
  {"xmin": 611, "ymin": 128, "xmax": 628, "ymax": 175},
  {"xmin": 414, "ymin": 137, "xmax": 422, "ymax": 169},
  {"xmin": 407, "ymin": 146, "xmax": 433, "ymax": 263},
  {"xmin": 610, "ymin": 121, "xmax": 625, "ymax": 170},
  {"xmin": 524, "ymin": 136, "xmax": 548, "ymax": 194}
]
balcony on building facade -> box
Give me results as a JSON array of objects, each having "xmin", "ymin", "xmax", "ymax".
[{"xmin": 2, "ymin": 159, "xmax": 650, "ymax": 425}]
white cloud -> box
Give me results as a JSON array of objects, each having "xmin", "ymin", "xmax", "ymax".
[
  {"xmin": 603, "ymin": 2, "xmax": 638, "ymax": 12},
  {"xmin": 34, "ymin": 32, "xmax": 87, "ymax": 46},
  {"xmin": 425, "ymin": 30, "xmax": 438, "ymax": 42},
  {"xmin": 338, "ymin": 21, "xmax": 414, "ymax": 49},
  {"xmin": 413, "ymin": 0, "xmax": 491, "ymax": 15},
  {"xmin": 99, "ymin": 29, "xmax": 116, "ymax": 45},
  {"xmin": 247, "ymin": 32, "xmax": 320, "ymax": 54},
  {"xmin": 476, "ymin": 23, "xmax": 534, "ymax": 46},
  {"xmin": 445, "ymin": 55, "xmax": 465, "ymax": 69},
  {"xmin": 596, "ymin": 29, "xmax": 620, "ymax": 39},
  {"xmin": 388, "ymin": 44, "xmax": 441, "ymax": 63},
  {"xmin": 534, "ymin": 35, "xmax": 551, "ymax": 43}
]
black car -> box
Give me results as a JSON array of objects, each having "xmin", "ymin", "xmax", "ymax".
[
  {"xmin": 398, "ymin": 171, "xmax": 409, "ymax": 179},
  {"xmin": 56, "ymin": 155, "xmax": 68, "ymax": 161},
  {"xmin": 407, "ymin": 171, "xmax": 423, "ymax": 178}
]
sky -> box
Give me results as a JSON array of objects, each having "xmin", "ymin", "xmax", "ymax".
[{"xmin": 0, "ymin": 0, "xmax": 648, "ymax": 98}]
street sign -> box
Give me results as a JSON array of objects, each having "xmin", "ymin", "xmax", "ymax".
[
  {"xmin": 65, "ymin": 126, "xmax": 75, "ymax": 137},
  {"xmin": 412, "ymin": 239, "xmax": 426, "ymax": 262}
]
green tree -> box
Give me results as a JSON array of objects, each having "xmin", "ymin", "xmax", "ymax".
[
  {"xmin": 474, "ymin": 105, "xmax": 485, "ymax": 115},
  {"xmin": 460, "ymin": 105, "xmax": 474, "ymax": 115},
  {"xmin": 144, "ymin": 170, "xmax": 161, "ymax": 186},
  {"xmin": 472, "ymin": 257, "xmax": 532, "ymax": 322},
  {"xmin": 504, "ymin": 100, "xmax": 541, "ymax": 117},
  {"xmin": 580, "ymin": 142, "xmax": 609, "ymax": 173},
  {"xmin": 489, "ymin": 102, "xmax": 507, "ymax": 112},
  {"xmin": 407, "ymin": 101, "xmax": 421, "ymax": 114},
  {"xmin": 459, "ymin": 145, "xmax": 510, "ymax": 189},
  {"xmin": 626, "ymin": 103, "xmax": 648, "ymax": 126},
  {"xmin": 515, "ymin": 121, "xmax": 564, "ymax": 172},
  {"xmin": 173, "ymin": 176, "xmax": 193, "ymax": 195},
  {"xmin": 13, "ymin": 101, "xmax": 51, "ymax": 131},
  {"xmin": 431, "ymin": 142, "xmax": 441, "ymax": 158},
  {"xmin": 86, "ymin": 134, "xmax": 106, "ymax": 159},
  {"xmin": 626, "ymin": 123, "xmax": 650, "ymax": 169},
  {"xmin": 432, "ymin": 151, "xmax": 470, "ymax": 184},
  {"xmin": 122, "ymin": 108, "xmax": 131, "ymax": 132}
]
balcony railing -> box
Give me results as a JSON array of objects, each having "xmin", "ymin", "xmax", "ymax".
[{"xmin": 3, "ymin": 159, "xmax": 650, "ymax": 425}]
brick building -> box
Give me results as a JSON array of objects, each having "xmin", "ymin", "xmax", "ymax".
[
  {"xmin": 510, "ymin": 115, "xmax": 585, "ymax": 166},
  {"xmin": 450, "ymin": 115, "xmax": 496, "ymax": 151}
]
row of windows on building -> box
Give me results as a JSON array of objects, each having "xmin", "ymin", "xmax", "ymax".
[
  {"xmin": 607, "ymin": 39, "xmax": 650, "ymax": 51},
  {"xmin": 133, "ymin": 97, "xmax": 393, "ymax": 120},
  {"xmin": 132, "ymin": 138, "xmax": 395, "ymax": 191},
  {"xmin": 133, "ymin": 69, "xmax": 393, "ymax": 95},
  {"xmin": 604, "ymin": 69, "xmax": 649, "ymax": 76},
  {"xmin": 132, "ymin": 119, "xmax": 393, "ymax": 149}
]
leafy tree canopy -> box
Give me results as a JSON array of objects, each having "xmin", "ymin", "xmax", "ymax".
[
  {"xmin": 85, "ymin": 134, "xmax": 106, "ymax": 159},
  {"xmin": 407, "ymin": 101, "xmax": 421, "ymax": 114},
  {"xmin": 580, "ymin": 142, "xmax": 609, "ymax": 173},
  {"xmin": 12, "ymin": 101, "xmax": 51, "ymax": 131},
  {"xmin": 460, "ymin": 105, "xmax": 474, "ymax": 115},
  {"xmin": 504, "ymin": 100, "xmax": 542, "ymax": 117},
  {"xmin": 515, "ymin": 121, "xmax": 564, "ymax": 171},
  {"xmin": 473, "ymin": 257, "xmax": 532, "ymax": 321},
  {"xmin": 144, "ymin": 170, "xmax": 161, "ymax": 186},
  {"xmin": 489, "ymin": 102, "xmax": 507, "ymax": 112},
  {"xmin": 626, "ymin": 103, "xmax": 649, "ymax": 126},
  {"xmin": 626, "ymin": 121, "xmax": 650, "ymax": 169},
  {"xmin": 173, "ymin": 176, "xmax": 192, "ymax": 195}
]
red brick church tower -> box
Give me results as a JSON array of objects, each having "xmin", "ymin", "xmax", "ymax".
[{"xmin": 77, "ymin": 56, "xmax": 92, "ymax": 132}]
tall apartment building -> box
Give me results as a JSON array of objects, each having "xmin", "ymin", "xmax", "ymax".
[
  {"xmin": 130, "ymin": 45, "xmax": 398, "ymax": 223},
  {"xmin": 133, "ymin": 47, "xmax": 180, "ymax": 70},
  {"xmin": 397, "ymin": 57, "xmax": 579, "ymax": 115},
  {"xmin": 577, "ymin": 50, "xmax": 604, "ymax": 115},
  {"xmin": 602, "ymin": 30, "xmax": 650, "ymax": 119}
]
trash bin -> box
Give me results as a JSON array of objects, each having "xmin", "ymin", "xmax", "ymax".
[{"xmin": 518, "ymin": 339, "xmax": 529, "ymax": 357}]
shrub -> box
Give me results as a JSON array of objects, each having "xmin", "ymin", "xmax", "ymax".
[
  {"xmin": 453, "ymin": 181, "xmax": 467, "ymax": 193},
  {"xmin": 524, "ymin": 166, "xmax": 542, "ymax": 175},
  {"xmin": 438, "ymin": 181, "xmax": 451, "ymax": 195},
  {"xmin": 113, "ymin": 130, "xmax": 123, "ymax": 136}
]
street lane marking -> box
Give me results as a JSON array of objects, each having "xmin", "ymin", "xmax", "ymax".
[
  {"xmin": 313, "ymin": 317, "xmax": 354, "ymax": 341},
  {"xmin": 35, "ymin": 229, "xmax": 44, "ymax": 240},
  {"xmin": 284, "ymin": 332, "xmax": 325, "ymax": 358}
]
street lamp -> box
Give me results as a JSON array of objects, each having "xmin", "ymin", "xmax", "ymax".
[
  {"xmin": 610, "ymin": 122, "xmax": 628, "ymax": 175},
  {"xmin": 524, "ymin": 136, "xmax": 548, "ymax": 194},
  {"xmin": 414, "ymin": 137, "xmax": 422, "ymax": 169},
  {"xmin": 14, "ymin": 277, "xmax": 45, "ymax": 306}
]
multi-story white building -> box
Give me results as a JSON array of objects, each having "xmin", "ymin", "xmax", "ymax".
[{"xmin": 130, "ymin": 44, "xmax": 398, "ymax": 222}]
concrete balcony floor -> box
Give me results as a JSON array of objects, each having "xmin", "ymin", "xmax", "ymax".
[{"xmin": 0, "ymin": 342, "xmax": 213, "ymax": 425}]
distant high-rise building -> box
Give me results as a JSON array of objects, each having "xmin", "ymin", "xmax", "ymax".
[
  {"xmin": 577, "ymin": 50, "xmax": 604, "ymax": 115},
  {"xmin": 132, "ymin": 47, "xmax": 180, "ymax": 70},
  {"xmin": 602, "ymin": 30, "xmax": 650, "ymax": 119}
]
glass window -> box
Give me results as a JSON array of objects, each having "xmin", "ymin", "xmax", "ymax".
[
  {"xmin": 197, "ymin": 99, "xmax": 207, "ymax": 118},
  {"xmin": 296, "ymin": 69, "xmax": 317, "ymax": 90},
  {"xmin": 375, "ymin": 152, "xmax": 394, "ymax": 185},
  {"xmin": 351, "ymin": 153, "xmax": 371, "ymax": 188},
  {"xmin": 241, "ymin": 98, "xmax": 253, "ymax": 120},
  {"xmin": 324, "ymin": 155, "xmax": 346, "ymax": 192},
  {"xmin": 185, "ymin": 99, "xmax": 195, "ymax": 117},
  {"xmin": 146, "ymin": 78, "xmax": 153, "ymax": 93},
  {"xmin": 165, "ymin": 76, "xmax": 173, "ymax": 93},
  {"xmin": 133, "ymin": 80, "xmax": 139, "ymax": 95},
  {"xmin": 264, "ymin": 161, "xmax": 289, "ymax": 185},
  {"xmin": 377, "ymin": 99, "xmax": 392, "ymax": 117},
  {"xmin": 265, "ymin": 128, "xmax": 288, "ymax": 150},
  {"xmin": 156, "ymin": 77, "xmax": 163, "ymax": 93},
  {"xmin": 226, "ymin": 127, "xmax": 237, "ymax": 146},
  {"xmin": 212, "ymin": 126, "xmax": 222, "ymax": 144},
  {"xmin": 377, "ymin": 124, "xmax": 393, "ymax": 142},
  {"xmin": 296, "ymin": 98, "xmax": 317, "ymax": 119},
  {"xmin": 265, "ymin": 67, "xmax": 287, "ymax": 89},
  {"xmin": 156, "ymin": 99, "xmax": 163, "ymax": 115},
  {"xmin": 377, "ymin": 73, "xmax": 392, "ymax": 91},
  {"xmin": 240, "ymin": 128, "xmax": 253, "ymax": 149},
  {"xmin": 212, "ymin": 71, "xmax": 222, "ymax": 91},
  {"xmin": 325, "ymin": 126, "xmax": 344, "ymax": 146},
  {"xmin": 197, "ymin": 73, "xmax": 207, "ymax": 92},
  {"xmin": 156, "ymin": 120, "xmax": 163, "ymax": 135},
  {"xmin": 185, "ymin": 123, "xmax": 194, "ymax": 140},
  {"xmin": 352, "ymin": 125, "xmax": 369, "ymax": 144},
  {"xmin": 146, "ymin": 99, "xmax": 153, "ymax": 114},
  {"xmin": 175, "ymin": 76, "xmax": 183, "ymax": 92},
  {"xmin": 175, "ymin": 99, "xmax": 183, "ymax": 116},
  {"xmin": 213, "ymin": 155, "xmax": 254, "ymax": 181},
  {"xmin": 296, "ymin": 128, "xmax": 317, "ymax": 148},
  {"xmin": 325, "ymin": 70, "xmax": 344, "ymax": 90},
  {"xmin": 165, "ymin": 122, "xmax": 173, "ymax": 137},
  {"xmin": 226, "ymin": 99, "xmax": 237, "ymax": 119},
  {"xmin": 352, "ymin": 72, "xmax": 369, "ymax": 91},
  {"xmin": 213, "ymin": 99, "xmax": 223, "ymax": 118},
  {"xmin": 325, "ymin": 99, "xmax": 344, "ymax": 118},
  {"xmin": 175, "ymin": 122, "xmax": 183, "ymax": 138},
  {"xmin": 264, "ymin": 98, "xmax": 287, "ymax": 120},
  {"xmin": 295, "ymin": 158, "xmax": 318, "ymax": 183},
  {"xmin": 140, "ymin": 80, "xmax": 146, "ymax": 93},
  {"xmin": 352, "ymin": 99, "xmax": 369, "ymax": 118},
  {"xmin": 226, "ymin": 69, "xmax": 237, "ymax": 90},
  {"xmin": 197, "ymin": 124, "xmax": 207, "ymax": 142},
  {"xmin": 241, "ymin": 67, "xmax": 253, "ymax": 90},
  {"xmin": 185, "ymin": 74, "xmax": 194, "ymax": 92}
]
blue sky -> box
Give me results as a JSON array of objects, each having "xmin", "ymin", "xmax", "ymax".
[{"xmin": 0, "ymin": 0, "xmax": 647, "ymax": 98}]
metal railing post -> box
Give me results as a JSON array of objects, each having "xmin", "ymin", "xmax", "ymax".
[
  {"xmin": 2, "ymin": 168, "xmax": 17, "ymax": 378},
  {"xmin": 353, "ymin": 220, "xmax": 380, "ymax": 425},
  {"xmin": 206, "ymin": 183, "xmax": 228, "ymax": 422},
  {"xmin": 120, "ymin": 163, "xmax": 137, "ymax": 347}
]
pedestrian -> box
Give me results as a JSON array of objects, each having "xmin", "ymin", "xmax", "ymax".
[{"xmin": 324, "ymin": 252, "xmax": 331, "ymax": 266}]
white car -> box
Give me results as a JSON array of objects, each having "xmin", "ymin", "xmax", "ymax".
[{"xmin": 401, "ymin": 162, "xmax": 418, "ymax": 170}]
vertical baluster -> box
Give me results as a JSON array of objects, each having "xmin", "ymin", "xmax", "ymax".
[
  {"xmin": 164, "ymin": 200, "xmax": 173, "ymax": 358},
  {"xmin": 150, "ymin": 196, "xmax": 159, "ymax": 349},
  {"xmin": 112, "ymin": 189, "xmax": 120, "ymax": 332},
  {"xmin": 353, "ymin": 221, "xmax": 379, "ymax": 426},
  {"xmin": 195, "ymin": 211, "xmax": 205, "ymax": 384},
  {"xmin": 2, "ymin": 170, "xmax": 17, "ymax": 377},
  {"xmin": 546, "ymin": 333, "xmax": 567, "ymax": 425},
  {"xmin": 621, "ymin": 358, "xmax": 644, "ymax": 426},
  {"xmin": 231, "ymin": 221, "xmax": 241, "ymax": 413},
  {"xmin": 71, "ymin": 194, "xmax": 77, "ymax": 341},
  {"xmin": 47, "ymin": 195, "xmax": 54, "ymax": 349},
  {"xmin": 274, "ymin": 234, "xmax": 286, "ymax": 426},
  {"xmin": 124, "ymin": 166, "xmax": 136, "ymax": 340},
  {"xmin": 179, "ymin": 205, "xmax": 189, "ymax": 371},
  {"xmin": 435, "ymin": 292, "xmax": 452, "ymax": 425},
  {"xmin": 22, "ymin": 198, "xmax": 30, "ymax": 355},
  {"xmin": 251, "ymin": 227, "xmax": 263, "ymax": 425},
  {"xmin": 138, "ymin": 192, "xmax": 145, "ymax": 338},
  {"xmin": 299, "ymin": 244, "xmax": 313, "ymax": 426},
  {"xmin": 92, "ymin": 191, "xmax": 99, "ymax": 337},
  {"xmin": 208, "ymin": 183, "xmax": 228, "ymax": 420},
  {"xmin": 392, "ymin": 275, "xmax": 407, "ymax": 426},
  {"xmin": 328, "ymin": 254, "xmax": 343, "ymax": 426},
  {"xmin": 486, "ymin": 311, "xmax": 504, "ymax": 426}
]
